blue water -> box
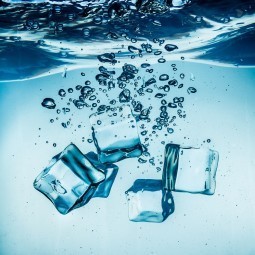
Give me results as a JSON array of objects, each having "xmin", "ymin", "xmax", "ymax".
[{"xmin": 0, "ymin": 1, "xmax": 255, "ymax": 254}]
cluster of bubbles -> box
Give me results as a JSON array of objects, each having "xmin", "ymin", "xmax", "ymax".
[{"xmin": 41, "ymin": 37, "xmax": 198, "ymax": 169}]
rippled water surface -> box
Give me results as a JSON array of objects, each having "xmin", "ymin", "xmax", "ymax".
[{"xmin": 0, "ymin": 0, "xmax": 255, "ymax": 80}]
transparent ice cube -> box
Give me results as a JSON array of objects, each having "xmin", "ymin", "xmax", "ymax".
[
  {"xmin": 125, "ymin": 179, "xmax": 174, "ymax": 223},
  {"xmin": 162, "ymin": 144, "xmax": 219, "ymax": 195},
  {"xmin": 33, "ymin": 144, "xmax": 105, "ymax": 215},
  {"xmin": 90, "ymin": 105, "xmax": 143, "ymax": 163},
  {"xmin": 85, "ymin": 152, "xmax": 118, "ymax": 198}
]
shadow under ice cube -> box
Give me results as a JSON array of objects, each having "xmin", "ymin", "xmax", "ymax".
[
  {"xmin": 90, "ymin": 105, "xmax": 143, "ymax": 163},
  {"xmin": 125, "ymin": 179, "xmax": 174, "ymax": 223},
  {"xmin": 33, "ymin": 144, "xmax": 105, "ymax": 215},
  {"xmin": 85, "ymin": 152, "xmax": 118, "ymax": 198},
  {"xmin": 162, "ymin": 144, "xmax": 219, "ymax": 195}
]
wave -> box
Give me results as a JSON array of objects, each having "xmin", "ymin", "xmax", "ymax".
[{"xmin": 0, "ymin": 0, "xmax": 255, "ymax": 81}]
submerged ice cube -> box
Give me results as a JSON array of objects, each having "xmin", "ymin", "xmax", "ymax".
[
  {"xmin": 162, "ymin": 144, "xmax": 219, "ymax": 195},
  {"xmin": 90, "ymin": 105, "xmax": 143, "ymax": 163},
  {"xmin": 85, "ymin": 152, "xmax": 118, "ymax": 198},
  {"xmin": 33, "ymin": 144, "xmax": 105, "ymax": 215},
  {"xmin": 125, "ymin": 179, "xmax": 174, "ymax": 223}
]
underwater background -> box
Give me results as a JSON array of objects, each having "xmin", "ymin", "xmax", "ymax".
[{"xmin": 0, "ymin": 0, "xmax": 255, "ymax": 254}]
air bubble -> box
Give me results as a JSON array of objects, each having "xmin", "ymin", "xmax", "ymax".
[
  {"xmin": 141, "ymin": 63, "xmax": 150, "ymax": 68},
  {"xmin": 82, "ymin": 28, "xmax": 90, "ymax": 37},
  {"xmin": 155, "ymin": 93, "xmax": 166, "ymax": 98},
  {"xmin": 158, "ymin": 58, "xmax": 166, "ymax": 63},
  {"xmin": 160, "ymin": 106, "xmax": 167, "ymax": 112},
  {"xmin": 167, "ymin": 128, "xmax": 174, "ymax": 134},
  {"xmin": 58, "ymin": 89, "xmax": 66, "ymax": 97},
  {"xmin": 164, "ymin": 44, "xmax": 178, "ymax": 52},
  {"xmin": 168, "ymin": 79, "xmax": 178, "ymax": 86},
  {"xmin": 128, "ymin": 46, "xmax": 142, "ymax": 54},
  {"xmin": 138, "ymin": 158, "xmax": 147, "ymax": 164},
  {"xmin": 159, "ymin": 74, "xmax": 169, "ymax": 81},
  {"xmin": 163, "ymin": 85, "xmax": 170, "ymax": 92},
  {"xmin": 154, "ymin": 50, "xmax": 162, "ymax": 55},
  {"xmin": 187, "ymin": 87, "xmax": 197, "ymax": 94},
  {"xmin": 93, "ymin": 16, "xmax": 102, "ymax": 25},
  {"xmin": 146, "ymin": 88, "xmax": 153, "ymax": 93},
  {"xmin": 89, "ymin": 95, "xmax": 96, "ymax": 101},
  {"xmin": 141, "ymin": 130, "xmax": 148, "ymax": 136},
  {"xmin": 109, "ymin": 99, "xmax": 116, "ymax": 105},
  {"xmin": 168, "ymin": 102, "xmax": 177, "ymax": 108},
  {"xmin": 156, "ymin": 167, "xmax": 161, "ymax": 172},
  {"xmin": 62, "ymin": 108, "xmax": 70, "ymax": 114},
  {"xmin": 41, "ymin": 98, "xmax": 56, "ymax": 109},
  {"xmin": 161, "ymin": 99, "xmax": 167, "ymax": 105},
  {"xmin": 73, "ymin": 100, "xmax": 86, "ymax": 109},
  {"xmin": 97, "ymin": 53, "xmax": 117, "ymax": 64}
]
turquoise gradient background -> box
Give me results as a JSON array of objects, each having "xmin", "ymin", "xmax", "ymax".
[{"xmin": 0, "ymin": 61, "xmax": 255, "ymax": 255}]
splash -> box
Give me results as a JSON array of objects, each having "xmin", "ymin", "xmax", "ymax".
[{"xmin": 0, "ymin": 0, "xmax": 255, "ymax": 81}]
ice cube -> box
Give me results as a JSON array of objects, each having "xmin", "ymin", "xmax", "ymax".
[
  {"xmin": 125, "ymin": 179, "xmax": 174, "ymax": 223},
  {"xmin": 162, "ymin": 144, "xmax": 219, "ymax": 195},
  {"xmin": 85, "ymin": 152, "xmax": 118, "ymax": 198},
  {"xmin": 33, "ymin": 144, "xmax": 105, "ymax": 215},
  {"xmin": 90, "ymin": 105, "xmax": 143, "ymax": 163}
]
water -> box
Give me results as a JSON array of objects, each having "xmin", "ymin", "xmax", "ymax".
[{"xmin": 1, "ymin": 0, "xmax": 255, "ymax": 254}]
